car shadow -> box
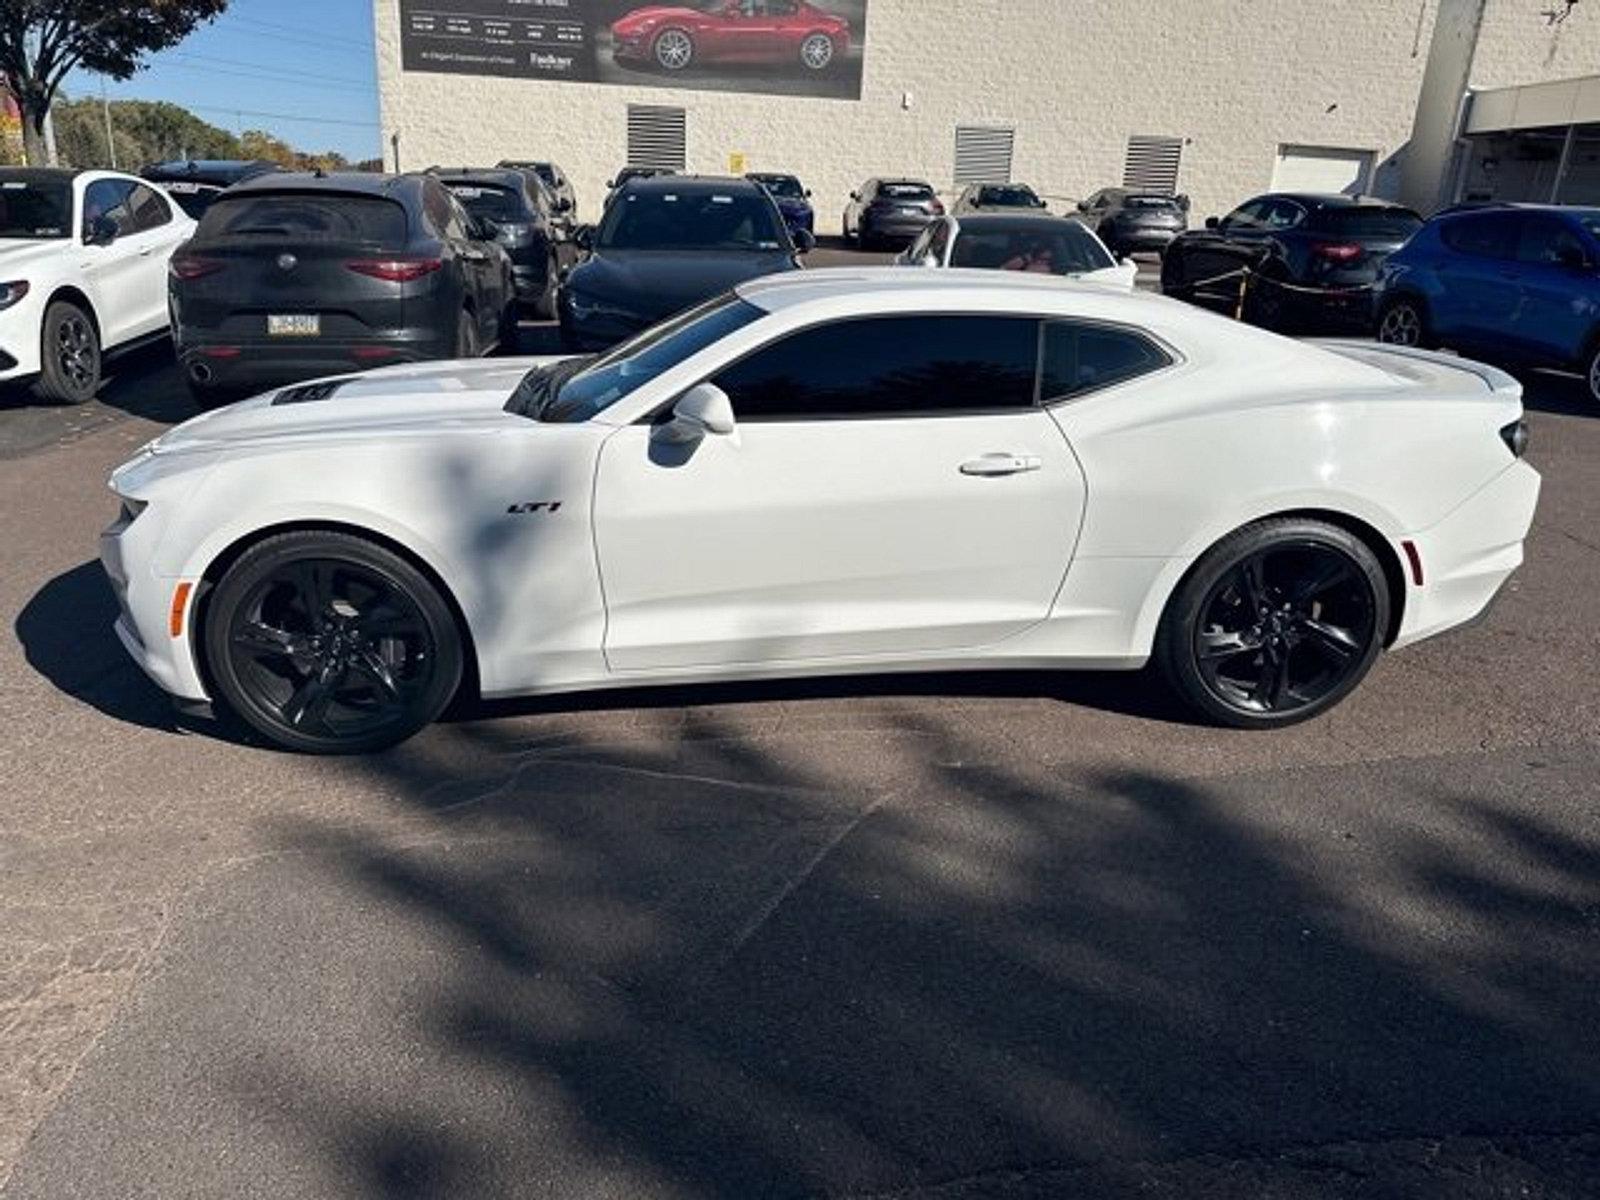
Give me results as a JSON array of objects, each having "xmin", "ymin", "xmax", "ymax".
[
  {"xmin": 0, "ymin": 337, "xmax": 195, "ymax": 425},
  {"xmin": 14, "ymin": 559, "xmax": 179, "ymax": 734}
]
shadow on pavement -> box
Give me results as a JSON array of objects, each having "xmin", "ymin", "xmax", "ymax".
[{"xmin": 14, "ymin": 559, "xmax": 177, "ymax": 733}]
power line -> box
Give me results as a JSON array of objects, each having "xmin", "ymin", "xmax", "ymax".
[
  {"xmin": 228, "ymin": 14, "xmax": 370, "ymax": 49},
  {"xmin": 158, "ymin": 59, "xmax": 374, "ymax": 94},
  {"xmin": 157, "ymin": 100, "xmax": 380, "ymax": 129},
  {"xmin": 210, "ymin": 21, "xmax": 371, "ymax": 57},
  {"xmin": 166, "ymin": 52, "xmax": 374, "ymax": 91}
]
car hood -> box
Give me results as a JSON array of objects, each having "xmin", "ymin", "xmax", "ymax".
[
  {"xmin": 567, "ymin": 249, "xmax": 797, "ymax": 320},
  {"xmin": 0, "ymin": 236, "xmax": 71, "ymax": 266},
  {"xmin": 140, "ymin": 358, "xmax": 566, "ymax": 458}
]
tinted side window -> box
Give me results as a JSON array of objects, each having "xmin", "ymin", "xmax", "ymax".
[
  {"xmin": 82, "ymin": 179, "xmax": 135, "ymax": 238},
  {"xmin": 1225, "ymin": 200, "xmax": 1270, "ymax": 230},
  {"xmin": 1516, "ymin": 214, "xmax": 1589, "ymax": 265},
  {"xmin": 421, "ymin": 180, "xmax": 455, "ymax": 237},
  {"xmin": 1441, "ymin": 213, "xmax": 1516, "ymax": 259},
  {"xmin": 126, "ymin": 184, "xmax": 172, "ymax": 233},
  {"xmin": 1040, "ymin": 321, "xmax": 1171, "ymax": 402},
  {"xmin": 1263, "ymin": 199, "xmax": 1304, "ymax": 229},
  {"xmin": 713, "ymin": 315, "xmax": 1042, "ymax": 420}
]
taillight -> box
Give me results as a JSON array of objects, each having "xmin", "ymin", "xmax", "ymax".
[
  {"xmin": 170, "ymin": 256, "xmax": 225, "ymax": 281},
  {"xmin": 1312, "ymin": 242, "xmax": 1363, "ymax": 263},
  {"xmin": 1500, "ymin": 419, "xmax": 1530, "ymax": 459},
  {"xmin": 930, "ymin": 200, "xmax": 945, "ymax": 215},
  {"xmin": 345, "ymin": 258, "xmax": 443, "ymax": 282}
]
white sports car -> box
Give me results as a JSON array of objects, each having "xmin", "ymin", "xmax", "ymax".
[{"xmin": 102, "ymin": 270, "xmax": 1539, "ymax": 753}]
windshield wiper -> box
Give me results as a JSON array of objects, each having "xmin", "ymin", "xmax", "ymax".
[{"xmin": 506, "ymin": 356, "xmax": 595, "ymax": 421}]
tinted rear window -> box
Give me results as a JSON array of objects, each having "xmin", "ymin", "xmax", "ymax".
[
  {"xmin": 1313, "ymin": 207, "xmax": 1422, "ymax": 239},
  {"xmin": 1124, "ymin": 195, "xmax": 1179, "ymax": 210},
  {"xmin": 950, "ymin": 224, "xmax": 1113, "ymax": 273},
  {"xmin": 978, "ymin": 185, "xmax": 1043, "ymax": 207},
  {"xmin": 195, "ymin": 192, "xmax": 407, "ymax": 245},
  {"xmin": 880, "ymin": 183, "xmax": 934, "ymax": 200},
  {"xmin": 443, "ymin": 182, "xmax": 522, "ymax": 221}
]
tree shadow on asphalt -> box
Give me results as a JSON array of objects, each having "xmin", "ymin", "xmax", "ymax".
[{"xmin": 214, "ymin": 707, "xmax": 1600, "ymax": 1198}]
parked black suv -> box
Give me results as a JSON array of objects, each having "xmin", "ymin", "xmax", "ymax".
[
  {"xmin": 497, "ymin": 159, "xmax": 577, "ymax": 218},
  {"xmin": 141, "ymin": 159, "xmax": 283, "ymax": 219},
  {"xmin": 432, "ymin": 167, "xmax": 570, "ymax": 315},
  {"xmin": 1077, "ymin": 188, "xmax": 1188, "ymax": 256},
  {"xmin": 169, "ymin": 172, "xmax": 515, "ymax": 406},
  {"xmin": 1161, "ymin": 192, "xmax": 1422, "ymax": 333}
]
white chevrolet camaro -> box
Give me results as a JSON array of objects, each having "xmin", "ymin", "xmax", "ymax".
[{"xmin": 102, "ymin": 270, "xmax": 1539, "ymax": 753}]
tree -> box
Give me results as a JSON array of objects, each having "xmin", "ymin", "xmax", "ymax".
[
  {"xmin": 52, "ymin": 95, "xmax": 241, "ymax": 169},
  {"xmin": 0, "ymin": 1, "xmax": 229, "ymax": 166}
]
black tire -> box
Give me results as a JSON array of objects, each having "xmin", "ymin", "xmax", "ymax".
[
  {"xmin": 34, "ymin": 300, "xmax": 101, "ymax": 404},
  {"xmin": 456, "ymin": 308, "xmax": 478, "ymax": 358},
  {"xmin": 1376, "ymin": 295, "xmax": 1431, "ymax": 349},
  {"xmin": 202, "ymin": 531, "xmax": 465, "ymax": 754},
  {"xmin": 1243, "ymin": 269, "xmax": 1289, "ymax": 332},
  {"xmin": 1159, "ymin": 252, "xmax": 1192, "ymax": 303},
  {"xmin": 1155, "ymin": 518, "xmax": 1389, "ymax": 729}
]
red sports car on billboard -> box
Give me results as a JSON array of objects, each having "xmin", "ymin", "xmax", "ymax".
[{"xmin": 612, "ymin": 0, "xmax": 851, "ymax": 73}]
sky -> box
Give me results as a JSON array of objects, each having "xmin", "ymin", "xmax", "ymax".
[{"xmin": 63, "ymin": 0, "xmax": 381, "ymax": 162}]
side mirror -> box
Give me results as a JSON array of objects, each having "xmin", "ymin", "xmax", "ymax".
[
  {"xmin": 572, "ymin": 224, "xmax": 594, "ymax": 251},
  {"xmin": 658, "ymin": 382, "xmax": 735, "ymax": 443},
  {"xmin": 1076, "ymin": 200, "xmax": 1089, "ymax": 212},
  {"xmin": 84, "ymin": 215, "xmax": 119, "ymax": 246},
  {"xmin": 1557, "ymin": 244, "xmax": 1589, "ymax": 271},
  {"xmin": 804, "ymin": 189, "xmax": 812, "ymax": 198},
  {"xmin": 793, "ymin": 228, "xmax": 816, "ymax": 254},
  {"xmin": 605, "ymin": 178, "xmax": 616, "ymax": 190},
  {"xmin": 1205, "ymin": 216, "xmax": 1221, "ymax": 230}
]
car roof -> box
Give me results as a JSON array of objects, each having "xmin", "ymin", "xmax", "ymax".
[
  {"xmin": 1268, "ymin": 192, "xmax": 1412, "ymax": 210},
  {"xmin": 623, "ymin": 173, "xmax": 763, "ymax": 195},
  {"xmin": 143, "ymin": 159, "xmax": 281, "ymax": 184},
  {"xmin": 951, "ymin": 213, "xmax": 1088, "ymax": 232},
  {"xmin": 0, "ymin": 167, "xmax": 83, "ymax": 184},
  {"xmin": 430, "ymin": 167, "xmax": 527, "ymax": 189},
  {"xmin": 227, "ymin": 171, "xmax": 414, "ymax": 197},
  {"xmin": 1436, "ymin": 201, "xmax": 1600, "ymax": 218}
]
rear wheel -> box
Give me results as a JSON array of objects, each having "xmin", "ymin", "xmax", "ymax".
[
  {"xmin": 1376, "ymin": 296, "xmax": 1429, "ymax": 348},
  {"xmin": 1585, "ymin": 341, "xmax": 1600, "ymax": 407},
  {"xmin": 34, "ymin": 301, "xmax": 101, "ymax": 404},
  {"xmin": 799, "ymin": 33, "xmax": 835, "ymax": 70},
  {"xmin": 1156, "ymin": 518, "xmax": 1388, "ymax": 729},
  {"xmin": 203, "ymin": 531, "xmax": 464, "ymax": 754}
]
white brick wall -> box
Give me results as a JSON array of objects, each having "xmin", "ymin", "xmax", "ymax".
[{"xmin": 374, "ymin": 0, "xmax": 1600, "ymax": 225}]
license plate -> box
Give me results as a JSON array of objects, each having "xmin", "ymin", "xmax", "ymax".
[{"xmin": 268, "ymin": 314, "xmax": 320, "ymax": 337}]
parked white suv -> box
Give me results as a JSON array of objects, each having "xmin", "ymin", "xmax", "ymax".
[{"xmin": 0, "ymin": 167, "xmax": 194, "ymax": 403}]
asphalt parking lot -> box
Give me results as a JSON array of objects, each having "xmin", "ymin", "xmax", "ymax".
[{"xmin": 2, "ymin": 247, "xmax": 1598, "ymax": 1198}]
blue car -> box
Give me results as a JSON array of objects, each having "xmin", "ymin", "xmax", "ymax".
[
  {"xmin": 1377, "ymin": 203, "xmax": 1600, "ymax": 404},
  {"xmin": 747, "ymin": 172, "xmax": 815, "ymax": 238}
]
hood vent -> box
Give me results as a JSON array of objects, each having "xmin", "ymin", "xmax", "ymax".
[{"xmin": 273, "ymin": 378, "xmax": 355, "ymax": 406}]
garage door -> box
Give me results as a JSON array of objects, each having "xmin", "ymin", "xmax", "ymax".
[{"xmin": 1271, "ymin": 145, "xmax": 1375, "ymax": 195}]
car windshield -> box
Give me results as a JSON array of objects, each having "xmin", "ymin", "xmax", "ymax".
[
  {"xmin": 1315, "ymin": 207, "xmax": 1423, "ymax": 239},
  {"xmin": 950, "ymin": 225, "xmax": 1115, "ymax": 273},
  {"xmin": 0, "ymin": 177, "xmax": 72, "ymax": 238},
  {"xmin": 752, "ymin": 175, "xmax": 804, "ymax": 199},
  {"xmin": 196, "ymin": 192, "xmax": 407, "ymax": 244},
  {"xmin": 512, "ymin": 295, "xmax": 766, "ymax": 423},
  {"xmin": 160, "ymin": 185, "xmax": 223, "ymax": 220},
  {"xmin": 979, "ymin": 185, "xmax": 1043, "ymax": 208},
  {"xmin": 880, "ymin": 182, "xmax": 933, "ymax": 200},
  {"xmin": 443, "ymin": 182, "xmax": 521, "ymax": 221},
  {"xmin": 598, "ymin": 188, "xmax": 786, "ymax": 251}
]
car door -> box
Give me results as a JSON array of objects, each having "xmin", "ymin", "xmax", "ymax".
[
  {"xmin": 76, "ymin": 178, "xmax": 147, "ymax": 348},
  {"xmin": 1509, "ymin": 212, "xmax": 1599, "ymax": 366},
  {"xmin": 118, "ymin": 183, "xmax": 187, "ymax": 339},
  {"xmin": 592, "ymin": 313, "xmax": 1087, "ymax": 671},
  {"xmin": 1434, "ymin": 212, "xmax": 1520, "ymax": 351}
]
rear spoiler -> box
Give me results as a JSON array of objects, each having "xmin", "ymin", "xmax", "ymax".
[{"xmin": 1308, "ymin": 338, "xmax": 1522, "ymax": 399}]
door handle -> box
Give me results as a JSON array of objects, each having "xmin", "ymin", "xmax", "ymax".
[{"xmin": 960, "ymin": 453, "xmax": 1042, "ymax": 477}]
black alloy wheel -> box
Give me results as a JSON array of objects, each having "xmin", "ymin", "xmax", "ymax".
[
  {"xmin": 35, "ymin": 301, "xmax": 102, "ymax": 404},
  {"xmin": 1158, "ymin": 519, "xmax": 1388, "ymax": 728},
  {"xmin": 204, "ymin": 533, "xmax": 463, "ymax": 753}
]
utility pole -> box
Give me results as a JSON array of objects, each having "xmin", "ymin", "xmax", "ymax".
[{"xmin": 99, "ymin": 78, "xmax": 116, "ymax": 169}]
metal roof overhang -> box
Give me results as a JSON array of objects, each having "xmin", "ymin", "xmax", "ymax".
[{"xmin": 1466, "ymin": 74, "xmax": 1600, "ymax": 135}]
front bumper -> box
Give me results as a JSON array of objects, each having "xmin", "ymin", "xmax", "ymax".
[
  {"xmin": 0, "ymin": 291, "xmax": 46, "ymax": 379},
  {"xmin": 612, "ymin": 32, "xmax": 651, "ymax": 61},
  {"xmin": 99, "ymin": 495, "xmax": 209, "ymax": 703},
  {"xmin": 1394, "ymin": 459, "xmax": 1542, "ymax": 650}
]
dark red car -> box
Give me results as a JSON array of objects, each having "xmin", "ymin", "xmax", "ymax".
[{"xmin": 612, "ymin": 0, "xmax": 850, "ymax": 73}]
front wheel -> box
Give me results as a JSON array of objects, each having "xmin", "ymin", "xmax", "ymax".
[
  {"xmin": 653, "ymin": 27, "xmax": 694, "ymax": 70},
  {"xmin": 1156, "ymin": 518, "xmax": 1389, "ymax": 729},
  {"xmin": 202, "ymin": 532, "xmax": 464, "ymax": 754},
  {"xmin": 1376, "ymin": 297, "xmax": 1429, "ymax": 348},
  {"xmin": 799, "ymin": 33, "xmax": 835, "ymax": 71},
  {"xmin": 34, "ymin": 301, "xmax": 102, "ymax": 404},
  {"xmin": 1585, "ymin": 341, "xmax": 1600, "ymax": 407}
]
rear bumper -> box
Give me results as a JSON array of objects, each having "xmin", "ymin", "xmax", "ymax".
[
  {"xmin": 1104, "ymin": 225, "xmax": 1181, "ymax": 253},
  {"xmin": 862, "ymin": 213, "xmax": 932, "ymax": 240},
  {"xmin": 1394, "ymin": 459, "xmax": 1542, "ymax": 650},
  {"xmin": 177, "ymin": 330, "xmax": 455, "ymax": 390}
]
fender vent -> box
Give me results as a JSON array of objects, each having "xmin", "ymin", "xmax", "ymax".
[{"xmin": 273, "ymin": 378, "xmax": 354, "ymax": 406}]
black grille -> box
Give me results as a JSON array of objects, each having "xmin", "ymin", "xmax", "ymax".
[{"xmin": 273, "ymin": 379, "xmax": 352, "ymax": 406}]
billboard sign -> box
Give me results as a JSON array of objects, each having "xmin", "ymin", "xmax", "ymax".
[{"xmin": 398, "ymin": 1, "xmax": 868, "ymax": 101}]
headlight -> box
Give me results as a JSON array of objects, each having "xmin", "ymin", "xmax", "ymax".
[{"xmin": 0, "ymin": 280, "xmax": 30, "ymax": 310}]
